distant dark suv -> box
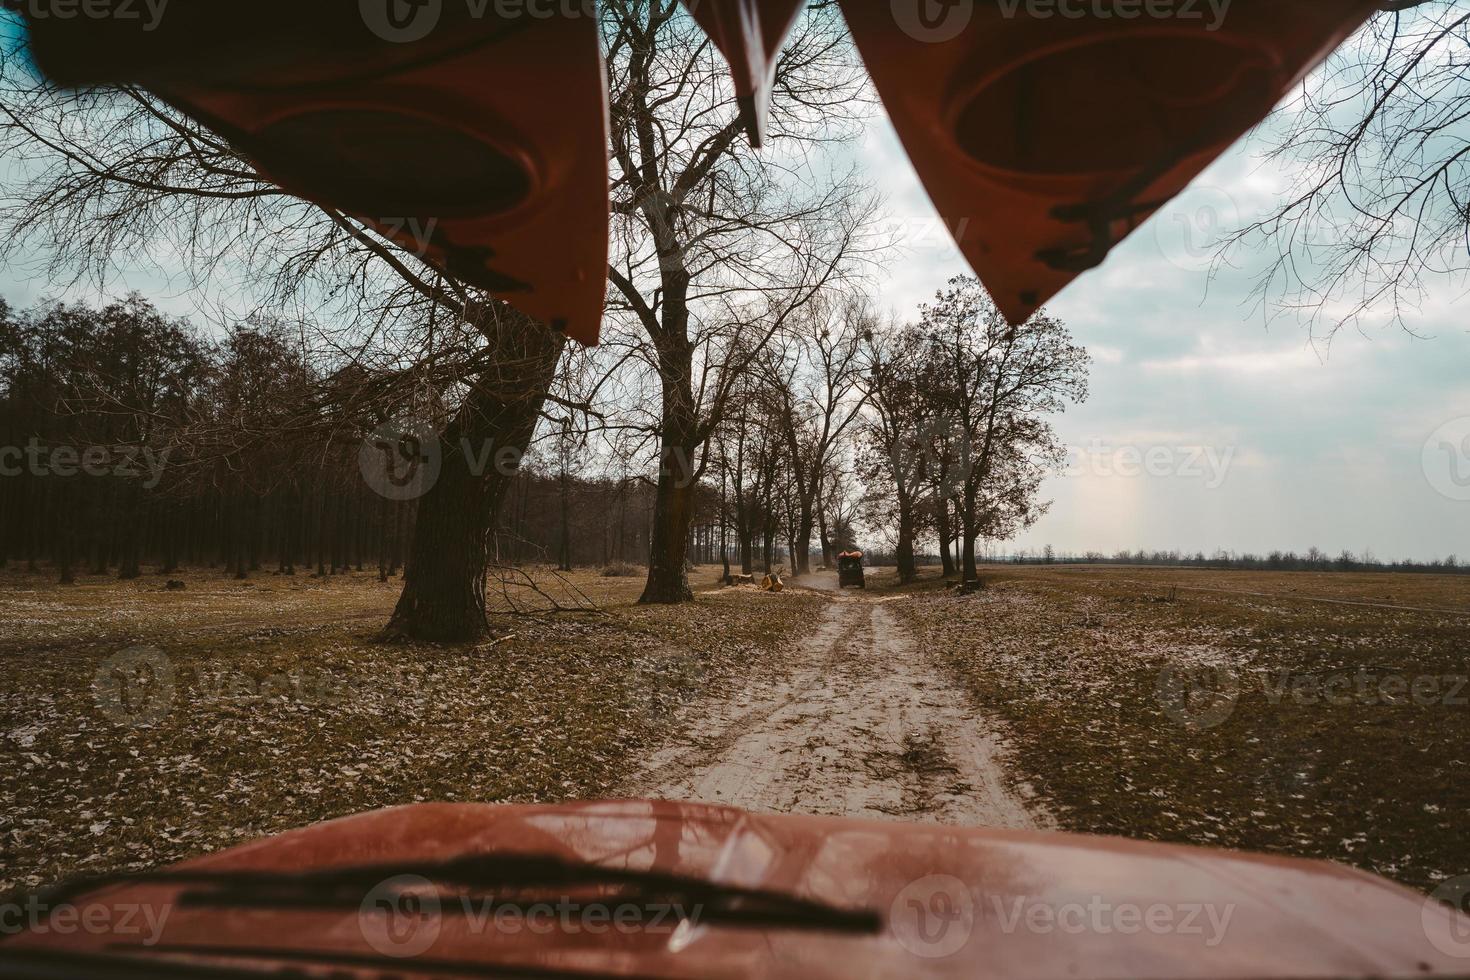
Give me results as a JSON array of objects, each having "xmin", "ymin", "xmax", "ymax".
[{"xmin": 837, "ymin": 551, "xmax": 866, "ymax": 589}]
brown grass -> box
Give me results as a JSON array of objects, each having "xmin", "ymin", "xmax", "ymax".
[
  {"xmin": 5, "ymin": 560, "xmax": 1463, "ymax": 900},
  {"xmin": 0, "ymin": 565, "xmax": 822, "ymax": 897},
  {"xmin": 1025, "ymin": 563, "xmax": 1470, "ymax": 613},
  {"xmin": 892, "ymin": 564, "xmax": 1469, "ymax": 894}
]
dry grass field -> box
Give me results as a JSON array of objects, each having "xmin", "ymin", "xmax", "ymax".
[
  {"xmin": 0, "ymin": 565, "xmax": 823, "ymax": 897},
  {"xmin": 894, "ymin": 564, "xmax": 1469, "ymax": 894},
  {"xmin": 3, "ymin": 561, "xmax": 1464, "ymax": 903}
]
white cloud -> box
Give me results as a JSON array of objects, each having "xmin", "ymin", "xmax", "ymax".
[{"xmin": 1139, "ymin": 349, "xmax": 1311, "ymax": 376}]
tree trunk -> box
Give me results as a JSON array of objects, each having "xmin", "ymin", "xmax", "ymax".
[
  {"xmin": 249, "ymin": 493, "xmax": 262, "ymax": 572},
  {"xmin": 25, "ymin": 480, "xmax": 38, "ymax": 572},
  {"xmin": 616, "ymin": 486, "xmax": 628, "ymax": 563},
  {"xmin": 961, "ymin": 513, "xmax": 979, "ymax": 585},
  {"xmin": 639, "ymin": 338, "xmax": 699, "ymax": 604},
  {"xmin": 718, "ymin": 476, "xmax": 731, "ymax": 580},
  {"xmin": 817, "ymin": 503, "xmax": 832, "ymax": 569},
  {"xmin": 354, "ymin": 482, "xmax": 366, "ymax": 572},
  {"xmin": 162, "ymin": 503, "xmax": 180, "ymax": 575},
  {"xmin": 329, "ymin": 485, "xmax": 343, "ymax": 574},
  {"xmin": 386, "ymin": 319, "xmax": 564, "ymax": 640},
  {"xmin": 790, "ymin": 489, "xmax": 814, "ymax": 574},
  {"xmin": 389, "ymin": 502, "xmax": 403, "ymax": 577},
  {"xmin": 640, "ymin": 451, "xmax": 697, "ymax": 603},
  {"xmin": 233, "ymin": 490, "xmax": 249, "ymax": 580},
  {"xmin": 937, "ymin": 496, "xmax": 956, "ymax": 578},
  {"xmin": 794, "ymin": 500, "xmax": 813, "ymax": 576},
  {"xmin": 557, "ymin": 467, "xmax": 572, "ymax": 572},
  {"xmin": 896, "ymin": 498, "xmax": 917, "ymax": 584},
  {"xmin": 377, "ymin": 494, "xmax": 391, "ymax": 582}
]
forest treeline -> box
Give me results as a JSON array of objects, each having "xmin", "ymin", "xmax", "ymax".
[
  {"xmin": 7, "ymin": 289, "xmax": 1462, "ymax": 590},
  {"xmin": 0, "ymin": 294, "xmax": 728, "ymax": 580},
  {"xmin": 0, "ymin": 278, "xmax": 1089, "ymax": 589},
  {"xmin": 1003, "ymin": 547, "xmax": 1467, "ymax": 576},
  {"xmin": 4, "ymin": 291, "xmax": 1461, "ymax": 593}
]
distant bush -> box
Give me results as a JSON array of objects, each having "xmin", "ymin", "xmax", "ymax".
[{"xmin": 601, "ymin": 561, "xmax": 643, "ymax": 578}]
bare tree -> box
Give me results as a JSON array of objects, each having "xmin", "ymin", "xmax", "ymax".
[
  {"xmin": 602, "ymin": 0, "xmax": 875, "ymax": 603},
  {"xmin": 1230, "ymin": 2, "xmax": 1470, "ymax": 335},
  {"xmin": 818, "ymin": 455, "xmax": 859, "ymax": 562},
  {"xmin": 919, "ymin": 276, "xmax": 1089, "ymax": 585},
  {"xmin": 856, "ymin": 322, "xmax": 933, "ymax": 584},
  {"xmin": 710, "ymin": 372, "xmax": 761, "ymax": 576},
  {"xmin": 761, "ymin": 291, "xmax": 869, "ymax": 575},
  {"xmin": 922, "ymin": 423, "xmax": 963, "ymax": 579},
  {"xmin": 383, "ymin": 305, "xmax": 565, "ymax": 641}
]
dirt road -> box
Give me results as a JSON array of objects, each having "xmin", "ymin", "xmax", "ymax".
[{"xmin": 623, "ymin": 583, "xmax": 1051, "ymax": 830}]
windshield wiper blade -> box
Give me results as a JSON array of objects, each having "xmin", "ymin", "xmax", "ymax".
[
  {"xmin": 0, "ymin": 945, "xmax": 686, "ymax": 980},
  {"xmin": 33, "ymin": 854, "xmax": 883, "ymax": 936},
  {"xmin": 124, "ymin": 943, "xmax": 693, "ymax": 980}
]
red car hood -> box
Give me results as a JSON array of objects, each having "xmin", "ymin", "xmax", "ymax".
[{"xmin": 5, "ymin": 800, "xmax": 1467, "ymax": 978}]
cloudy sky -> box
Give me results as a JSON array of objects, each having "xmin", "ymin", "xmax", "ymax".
[
  {"xmin": 863, "ymin": 111, "xmax": 1470, "ymax": 563},
  {"xmin": 2, "ymin": 11, "xmax": 1466, "ymax": 563}
]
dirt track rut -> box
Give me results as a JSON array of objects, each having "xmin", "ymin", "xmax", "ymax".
[{"xmin": 623, "ymin": 590, "xmax": 1051, "ymax": 830}]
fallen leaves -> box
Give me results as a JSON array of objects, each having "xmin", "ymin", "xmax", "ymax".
[
  {"xmin": 0, "ymin": 566, "xmax": 824, "ymax": 898},
  {"xmin": 895, "ymin": 569, "xmax": 1469, "ymax": 895}
]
